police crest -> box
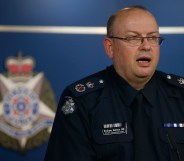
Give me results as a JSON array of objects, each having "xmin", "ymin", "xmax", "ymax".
[
  {"xmin": 178, "ymin": 78, "xmax": 184, "ymax": 84},
  {"xmin": 61, "ymin": 97, "xmax": 76, "ymax": 115},
  {"xmin": 0, "ymin": 52, "xmax": 56, "ymax": 152}
]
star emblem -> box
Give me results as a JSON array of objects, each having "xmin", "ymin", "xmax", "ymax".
[{"xmin": 0, "ymin": 73, "xmax": 55, "ymax": 149}]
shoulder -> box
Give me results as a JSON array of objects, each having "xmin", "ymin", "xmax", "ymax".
[
  {"xmin": 66, "ymin": 69, "xmax": 107, "ymax": 97},
  {"xmin": 59, "ymin": 69, "xmax": 107, "ymax": 115},
  {"xmin": 157, "ymin": 70, "xmax": 184, "ymax": 89}
]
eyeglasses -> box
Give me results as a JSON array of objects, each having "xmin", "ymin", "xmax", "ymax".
[{"xmin": 108, "ymin": 36, "xmax": 164, "ymax": 46}]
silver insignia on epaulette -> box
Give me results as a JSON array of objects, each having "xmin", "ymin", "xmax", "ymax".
[
  {"xmin": 178, "ymin": 78, "xmax": 184, "ymax": 84},
  {"xmin": 167, "ymin": 75, "xmax": 171, "ymax": 79},
  {"xmin": 99, "ymin": 79, "xmax": 104, "ymax": 83},
  {"xmin": 61, "ymin": 97, "xmax": 76, "ymax": 115}
]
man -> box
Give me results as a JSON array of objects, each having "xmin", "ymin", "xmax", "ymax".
[{"xmin": 45, "ymin": 5, "xmax": 184, "ymax": 161}]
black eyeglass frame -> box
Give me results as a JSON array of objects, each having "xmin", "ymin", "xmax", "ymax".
[{"xmin": 108, "ymin": 36, "xmax": 165, "ymax": 46}]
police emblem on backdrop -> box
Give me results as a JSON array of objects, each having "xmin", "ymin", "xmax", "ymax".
[{"xmin": 0, "ymin": 52, "xmax": 56, "ymax": 152}]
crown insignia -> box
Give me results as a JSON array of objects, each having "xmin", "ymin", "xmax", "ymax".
[{"xmin": 5, "ymin": 52, "xmax": 35, "ymax": 82}]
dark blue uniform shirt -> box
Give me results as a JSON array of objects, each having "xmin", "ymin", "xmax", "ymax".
[{"xmin": 44, "ymin": 66, "xmax": 184, "ymax": 161}]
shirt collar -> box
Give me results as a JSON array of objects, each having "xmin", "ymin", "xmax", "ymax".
[
  {"xmin": 109, "ymin": 66, "xmax": 158, "ymax": 107},
  {"xmin": 109, "ymin": 66, "xmax": 138, "ymax": 106},
  {"xmin": 141, "ymin": 72, "xmax": 158, "ymax": 107}
]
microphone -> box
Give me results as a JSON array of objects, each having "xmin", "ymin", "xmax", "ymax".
[{"xmin": 166, "ymin": 130, "xmax": 182, "ymax": 161}]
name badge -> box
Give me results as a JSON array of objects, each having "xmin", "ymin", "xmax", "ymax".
[{"xmin": 102, "ymin": 122, "xmax": 128, "ymax": 135}]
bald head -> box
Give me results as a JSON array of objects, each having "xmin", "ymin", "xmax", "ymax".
[
  {"xmin": 104, "ymin": 5, "xmax": 160, "ymax": 89},
  {"xmin": 107, "ymin": 6, "xmax": 158, "ymax": 37}
]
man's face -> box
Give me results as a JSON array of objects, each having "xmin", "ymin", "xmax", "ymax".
[{"xmin": 105, "ymin": 10, "xmax": 160, "ymax": 85}]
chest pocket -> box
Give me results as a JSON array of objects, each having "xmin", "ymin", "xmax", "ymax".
[
  {"xmin": 159, "ymin": 128, "xmax": 184, "ymax": 161},
  {"xmin": 91, "ymin": 122, "xmax": 133, "ymax": 161},
  {"xmin": 92, "ymin": 121, "xmax": 133, "ymax": 144}
]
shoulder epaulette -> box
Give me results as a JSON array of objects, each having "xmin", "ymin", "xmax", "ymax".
[
  {"xmin": 162, "ymin": 72, "xmax": 184, "ymax": 88},
  {"xmin": 67, "ymin": 76, "xmax": 105, "ymax": 97}
]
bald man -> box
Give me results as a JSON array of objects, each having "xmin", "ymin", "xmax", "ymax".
[{"xmin": 45, "ymin": 5, "xmax": 184, "ymax": 161}]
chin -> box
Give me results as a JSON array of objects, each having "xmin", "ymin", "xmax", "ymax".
[
  {"xmin": 137, "ymin": 70, "xmax": 154, "ymax": 78},
  {"xmin": 138, "ymin": 69, "xmax": 155, "ymax": 77}
]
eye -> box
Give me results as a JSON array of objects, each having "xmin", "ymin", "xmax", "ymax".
[
  {"xmin": 148, "ymin": 36, "xmax": 159, "ymax": 42},
  {"xmin": 148, "ymin": 35, "xmax": 159, "ymax": 39},
  {"xmin": 126, "ymin": 36, "xmax": 141, "ymax": 41},
  {"xmin": 150, "ymin": 36, "xmax": 157, "ymax": 39}
]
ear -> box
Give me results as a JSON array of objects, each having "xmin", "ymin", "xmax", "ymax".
[{"xmin": 103, "ymin": 37, "xmax": 114, "ymax": 59}]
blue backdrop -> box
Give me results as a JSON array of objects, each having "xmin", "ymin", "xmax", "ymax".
[{"xmin": 0, "ymin": 0, "xmax": 184, "ymax": 160}]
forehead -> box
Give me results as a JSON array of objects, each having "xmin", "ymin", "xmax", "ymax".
[{"xmin": 113, "ymin": 9, "xmax": 159, "ymax": 34}]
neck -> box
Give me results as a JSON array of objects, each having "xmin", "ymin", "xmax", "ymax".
[
  {"xmin": 127, "ymin": 76, "xmax": 151, "ymax": 90},
  {"xmin": 114, "ymin": 68, "xmax": 154, "ymax": 90}
]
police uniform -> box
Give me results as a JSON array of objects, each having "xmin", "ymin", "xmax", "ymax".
[{"xmin": 44, "ymin": 65, "xmax": 184, "ymax": 161}]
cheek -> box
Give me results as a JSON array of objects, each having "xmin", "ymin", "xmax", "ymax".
[
  {"xmin": 113, "ymin": 46, "xmax": 137, "ymax": 67},
  {"xmin": 153, "ymin": 49, "xmax": 160, "ymax": 63},
  {"xmin": 115, "ymin": 52, "xmax": 133, "ymax": 67}
]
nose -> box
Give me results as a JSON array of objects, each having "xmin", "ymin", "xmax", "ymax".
[
  {"xmin": 139, "ymin": 37, "xmax": 151, "ymax": 50},
  {"xmin": 141, "ymin": 37, "xmax": 150, "ymax": 44}
]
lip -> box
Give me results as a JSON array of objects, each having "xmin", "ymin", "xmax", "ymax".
[{"xmin": 136, "ymin": 56, "xmax": 152, "ymax": 67}]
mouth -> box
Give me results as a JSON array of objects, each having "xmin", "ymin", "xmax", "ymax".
[
  {"xmin": 136, "ymin": 57, "xmax": 151, "ymax": 63},
  {"xmin": 136, "ymin": 56, "xmax": 151, "ymax": 67}
]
